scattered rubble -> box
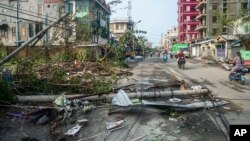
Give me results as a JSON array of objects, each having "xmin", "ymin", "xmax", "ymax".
[{"xmin": 106, "ymin": 120, "xmax": 125, "ymax": 130}]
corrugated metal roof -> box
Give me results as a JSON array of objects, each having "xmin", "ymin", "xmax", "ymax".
[
  {"xmin": 194, "ymin": 39, "xmax": 213, "ymax": 45},
  {"xmin": 112, "ymin": 90, "xmax": 133, "ymax": 107}
]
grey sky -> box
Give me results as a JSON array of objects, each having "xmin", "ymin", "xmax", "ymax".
[{"xmin": 107, "ymin": 0, "xmax": 178, "ymax": 46}]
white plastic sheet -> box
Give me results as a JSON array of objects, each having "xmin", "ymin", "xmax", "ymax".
[{"xmin": 64, "ymin": 124, "xmax": 82, "ymax": 136}]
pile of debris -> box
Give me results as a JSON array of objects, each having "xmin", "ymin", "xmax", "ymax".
[
  {"xmin": 5, "ymin": 59, "xmax": 133, "ymax": 95},
  {"xmin": 1, "ymin": 79, "xmax": 230, "ymax": 141}
]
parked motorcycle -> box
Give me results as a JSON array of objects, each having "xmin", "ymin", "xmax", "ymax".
[
  {"xmin": 229, "ymin": 67, "xmax": 248, "ymax": 85},
  {"xmin": 178, "ymin": 57, "xmax": 185, "ymax": 70}
]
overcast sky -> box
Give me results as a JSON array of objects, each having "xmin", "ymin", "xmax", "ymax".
[{"xmin": 107, "ymin": 0, "xmax": 178, "ymax": 47}]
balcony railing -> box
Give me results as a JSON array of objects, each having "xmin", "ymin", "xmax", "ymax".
[
  {"xmin": 195, "ymin": 13, "xmax": 206, "ymax": 20},
  {"xmin": 182, "ymin": 11, "xmax": 199, "ymax": 15},
  {"xmin": 195, "ymin": 2, "xmax": 206, "ymax": 9},
  {"xmin": 195, "ymin": 25, "xmax": 206, "ymax": 31},
  {"xmin": 181, "ymin": 1, "xmax": 198, "ymax": 5}
]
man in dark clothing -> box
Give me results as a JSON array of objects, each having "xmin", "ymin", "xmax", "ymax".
[{"xmin": 176, "ymin": 49, "xmax": 185, "ymax": 65}]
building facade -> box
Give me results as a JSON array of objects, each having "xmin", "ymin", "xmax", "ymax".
[
  {"xmin": 109, "ymin": 18, "xmax": 133, "ymax": 41},
  {"xmin": 177, "ymin": 0, "xmax": 199, "ymax": 43},
  {"xmin": 0, "ymin": 0, "xmax": 44, "ymax": 46},
  {"xmin": 0, "ymin": 0, "xmax": 111, "ymax": 47},
  {"xmin": 193, "ymin": 0, "xmax": 248, "ymax": 59},
  {"xmin": 165, "ymin": 26, "xmax": 178, "ymax": 49},
  {"xmin": 195, "ymin": 0, "xmax": 248, "ymax": 40}
]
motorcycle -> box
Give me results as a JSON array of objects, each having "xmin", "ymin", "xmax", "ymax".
[
  {"xmin": 170, "ymin": 53, "xmax": 173, "ymax": 59},
  {"xmin": 178, "ymin": 57, "xmax": 185, "ymax": 69},
  {"xmin": 229, "ymin": 67, "xmax": 248, "ymax": 85}
]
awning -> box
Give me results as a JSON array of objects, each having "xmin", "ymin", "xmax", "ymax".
[
  {"xmin": 194, "ymin": 39, "xmax": 214, "ymax": 45},
  {"xmin": 229, "ymin": 40, "xmax": 241, "ymax": 48}
]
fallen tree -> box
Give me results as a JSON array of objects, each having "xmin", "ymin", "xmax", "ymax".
[{"xmin": 17, "ymin": 89, "xmax": 209, "ymax": 102}]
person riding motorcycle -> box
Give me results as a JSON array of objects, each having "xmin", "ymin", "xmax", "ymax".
[
  {"xmin": 176, "ymin": 49, "xmax": 186, "ymax": 66},
  {"xmin": 230, "ymin": 51, "xmax": 243, "ymax": 74}
]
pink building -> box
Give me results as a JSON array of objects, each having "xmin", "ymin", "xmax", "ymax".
[{"xmin": 177, "ymin": 0, "xmax": 199, "ymax": 43}]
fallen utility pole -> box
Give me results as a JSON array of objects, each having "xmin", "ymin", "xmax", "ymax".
[
  {"xmin": 17, "ymin": 89, "xmax": 209, "ymax": 102},
  {"xmin": 0, "ymin": 14, "xmax": 69, "ymax": 66}
]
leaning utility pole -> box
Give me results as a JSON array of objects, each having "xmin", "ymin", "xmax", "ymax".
[{"xmin": 0, "ymin": 14, "xmax": 69, "ymax": 66}]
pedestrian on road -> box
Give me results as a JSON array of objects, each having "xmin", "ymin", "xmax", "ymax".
[{"xmin": 230, "ymin": 51, "xmax": 243, "ymax": 74}]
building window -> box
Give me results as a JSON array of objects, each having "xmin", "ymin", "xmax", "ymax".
[
  {"xmin": 191, "ymin": 6, "xmax": 196, "ymax": 12},
  {"xmin": 29, "ymin": 23, "xmax": 34, "ymax": 37},
  {"xmin": 47, "ymin": 4, "xmax": 50, "ymax": 8},
  {"xmin": 68, "ymin": 3, "xmax": 73, "ymax": 14},
  {"xmin": 0, "ymin": 29, "xmax": 8, "ymax": 37},
  {"xmin": 212, "ymin": 16, "xmax": 217, "ymax": 23},
  {"xmin": 35, "ymin": 23, "xmax": 42, "ymax": 34},
  {"xmin": 115, "ymin": 24, "xmax": 119, "ymax": 30},
  {"xmin": 212, "ymin": 28, "xmax": 218, "ymax": 36},
  {"xmin": 21, "ymin": 26, "xmax": 26, "ymax": 36},
  {"xmin": 191, "ymin": 16, "xmax": 196, "ymax": 21},
  {"xmin": 212, "ymin": 5, "xmax": 218, "ymax": 10},
  {"xmin": 110, "ymin": 24, "xmax": 114, "ymax": 30},
  {"xmin": 120, "ymin": 24, "xmax": 124, "ymax": 30},
  {"xmin": 242, "ymin": 3, "xmax": 248, "ymax": 10},
  {"xmin": 223, "ymin": 28, "xmax": 227, "ymax": 33},
  {"xmin": 223, "ymin": 3, "xmax": 227, "ymax": 8},
  {"xmin": 191, "ymin": 25, "xmax": 196, "ymax": 31},
  {"xmin": 223, "ymin": 9, "xmax": 227, "ymax": 14},
  {"xmin": 12, "ymin": 27, "xmax": 16, "ymax": 36}
]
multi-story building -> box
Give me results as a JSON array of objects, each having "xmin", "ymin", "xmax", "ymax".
[
  {"xmin": 109, "ymin": 18, "xmax": 133, "ymax": 41},
  {"xmin": 0, "ymin": 0, "xmax": 44, "ymax": 46},
  {"xmin": 0, "ymin": 0, "xmax": 111, "ymax": 47},
  {"xmin": 193, "ymin": 0, "xmax": 248, "ymax": 59},
  {"xmin": 195, "ymin": 0, "xmax": 248, "ymax": 39},
  {"xmin": 177, "ymin": 0, "xmax": 199, "ymax": 43},
  {"xmin": 72, "ymin": 0, "xmax": 111, "ymax": 45},
  {"xmin": 165, "ymin": 26, "xmax": 178, "ymax": 49}
]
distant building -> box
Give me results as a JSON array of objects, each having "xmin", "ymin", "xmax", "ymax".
[
  {"xmin": 177, "ymin": 0, "xmax": 199, "ymax": 43},
  {"xmin": 165, "ymin": 26, "xmax": 178, "ymax": 50},
  {"xmin": 109, "ymin": 18, "xmax": 133, "ymax": 41}
]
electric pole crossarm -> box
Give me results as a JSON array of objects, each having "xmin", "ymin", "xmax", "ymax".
[{"xmin": 0, "ymin": 14, "xmax": 69, "ymax": 66}]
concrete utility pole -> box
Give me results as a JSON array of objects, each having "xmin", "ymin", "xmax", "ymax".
[
  {"xmin": 248, "ymin": 0, "xmax": 250, "ymax": 15},
  {"xmin": 16, "ymin": 0, "xmax": 21, "ymax": 47},
  {"xmin": 44, "ymin": 13, "xmax": 48, "ymax": 44},
  {"xmin": 0, "ymin": 14, "xmax": 69, "ymax": 66}
]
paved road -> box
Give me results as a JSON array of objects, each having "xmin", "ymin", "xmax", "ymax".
[
  {"xmin": 163, "ymin": 56, "xmax": 250, "ymax": 125},
  {"xmin": 118, "ymin": 56, "xmax": 229, "ymax": 141}
]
